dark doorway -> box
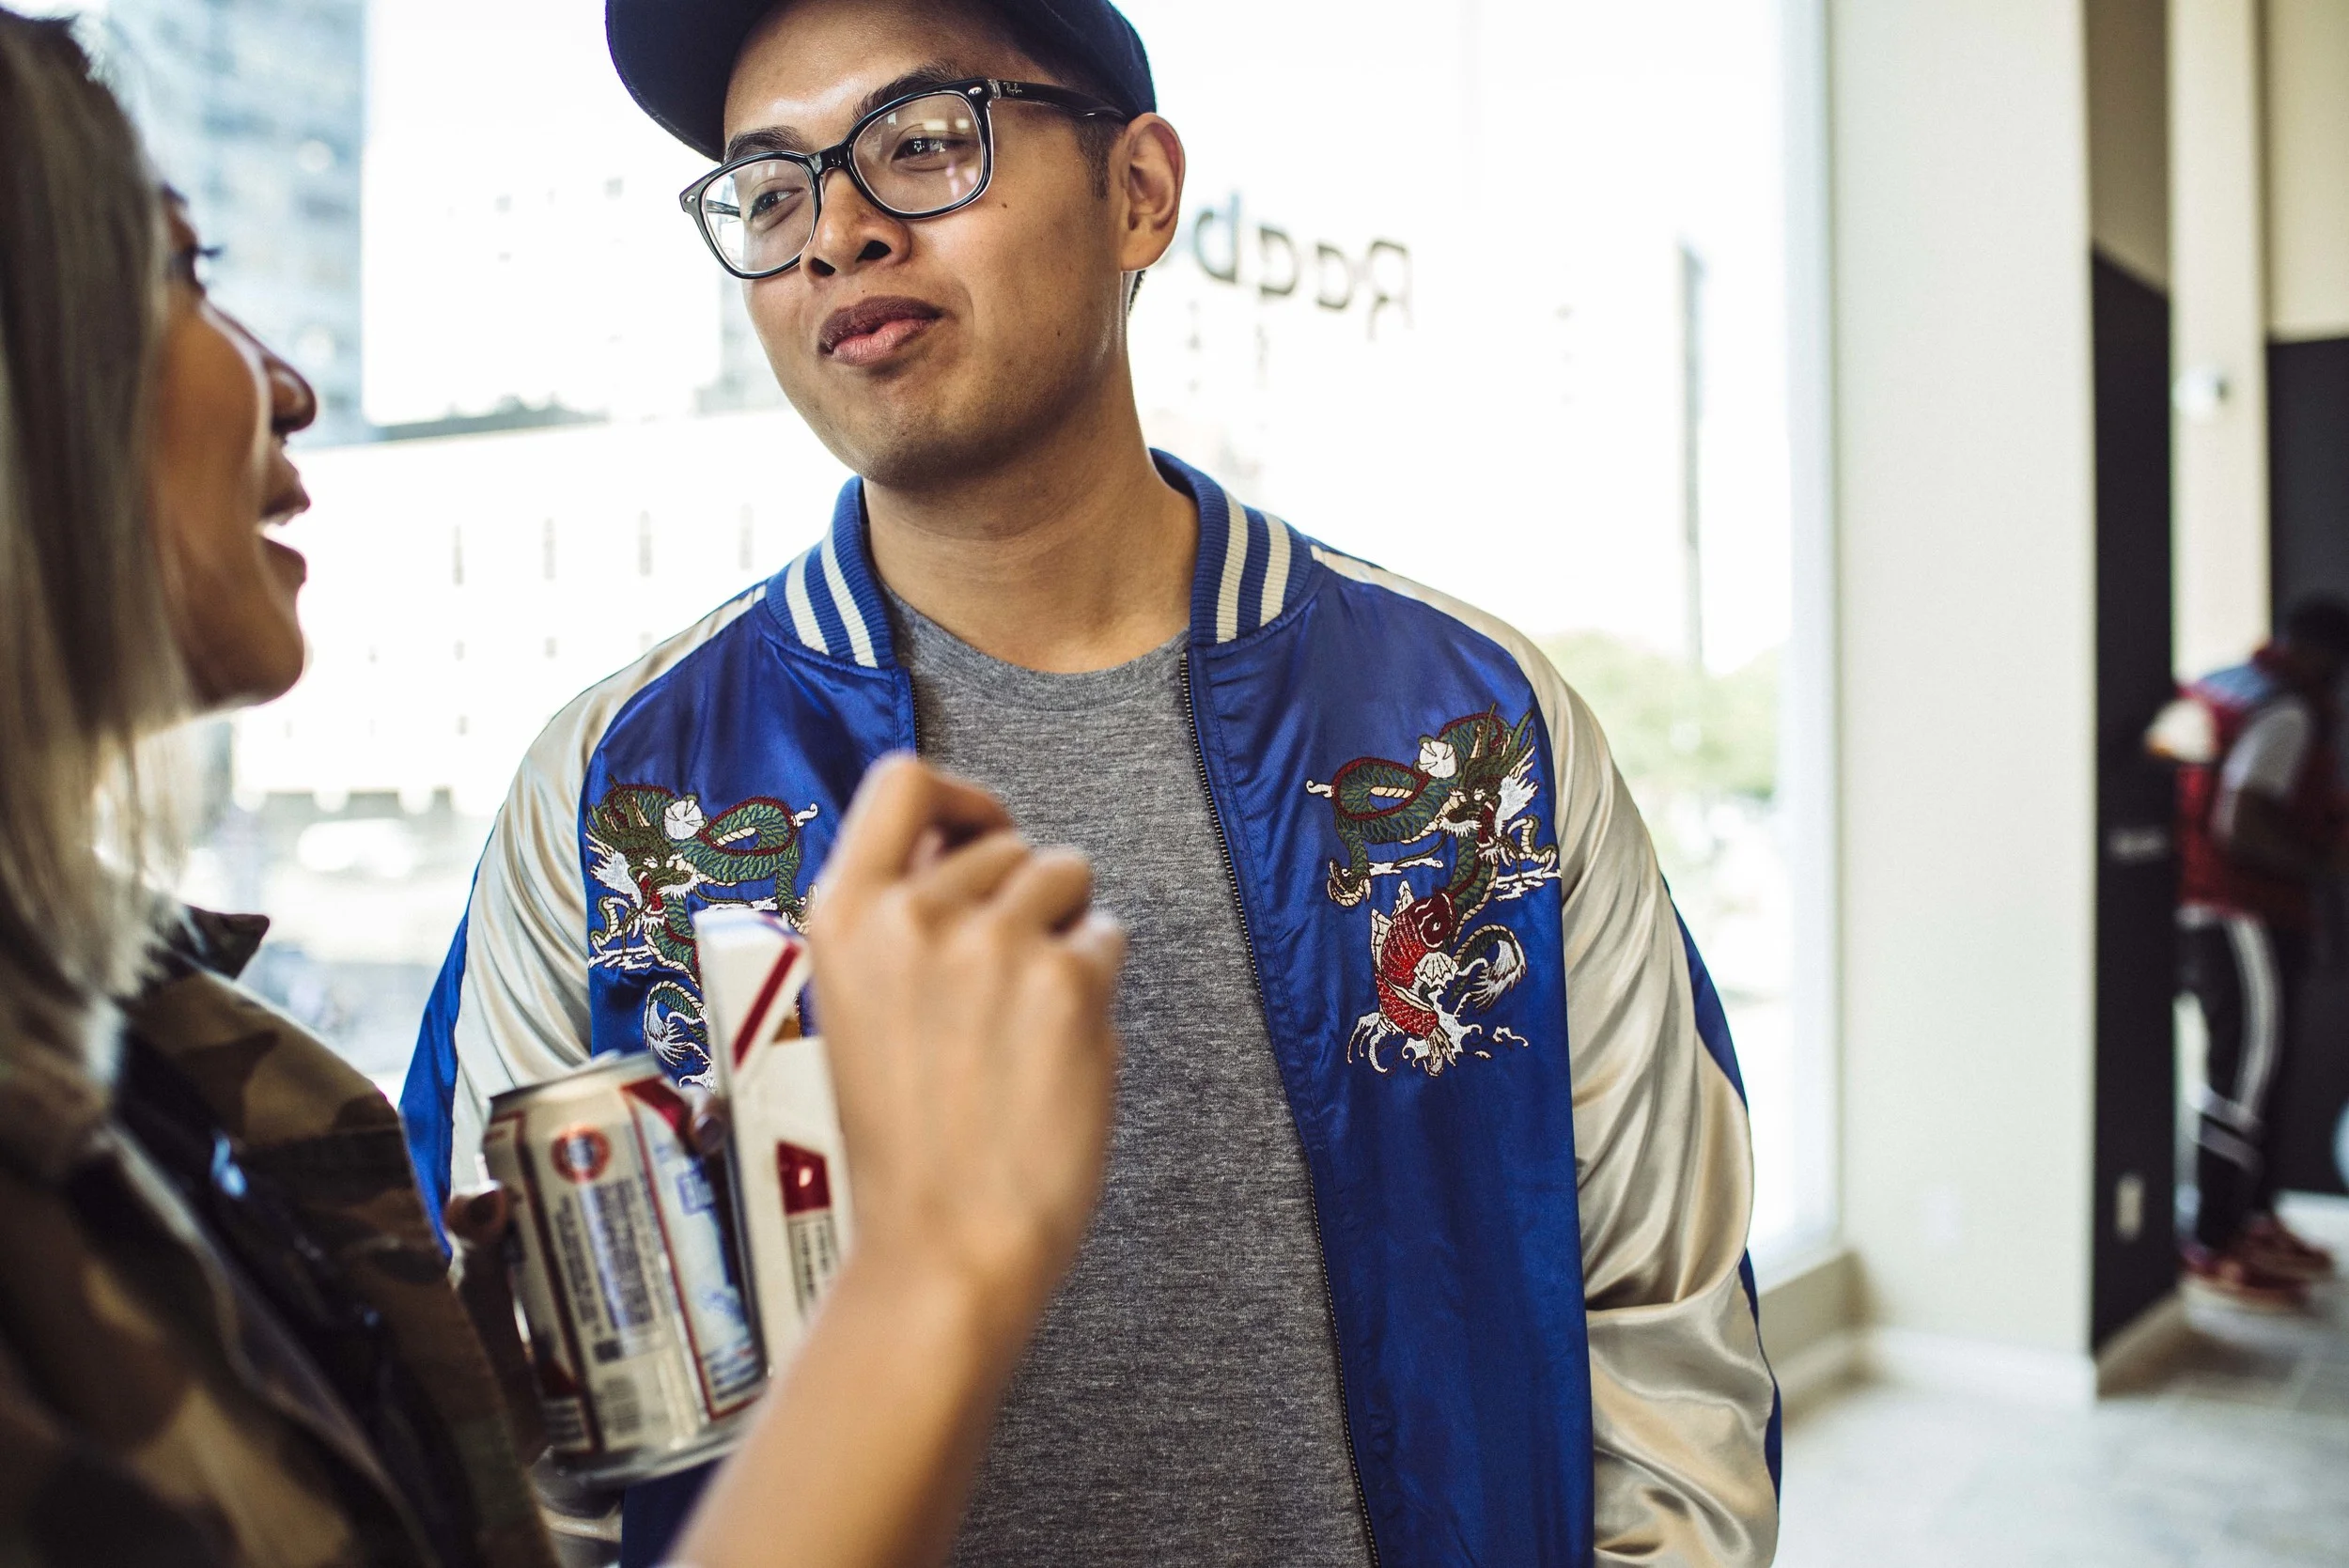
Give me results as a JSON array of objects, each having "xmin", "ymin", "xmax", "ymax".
[
  {"xmin": 2091, "ymin": 251, "xmax": 2179, "ymax": 1347},
  {"xmin": 2266, "ymin": 334, "xmax": 2349, "ymax": 1198}
]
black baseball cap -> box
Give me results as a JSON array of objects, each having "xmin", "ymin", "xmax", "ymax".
[{"xmin": 606, "ymin": 0, "xmax": 1156, "ymax": 162}]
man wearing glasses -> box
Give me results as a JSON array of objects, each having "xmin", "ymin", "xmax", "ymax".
[{"xmin": 402, "ymin": 0, "xmax": 1781, "ymax": 1563}]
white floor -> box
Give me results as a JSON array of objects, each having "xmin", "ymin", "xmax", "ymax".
[{"xmin": 1779, "ymin": 1210, "xmax": 2349, "ymax": 1567}]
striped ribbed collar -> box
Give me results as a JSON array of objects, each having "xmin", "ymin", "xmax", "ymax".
[{"xmin": 764, "ymin": 450, "xmax": 1316, "ymax": 670}]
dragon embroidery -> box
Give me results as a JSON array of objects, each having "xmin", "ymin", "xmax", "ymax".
[
  {"xmin": 1308, "ymin": 706, "xmax": 1560, "ymax": 1077},
  {"xmin": 585, "ymin": 784, "xmax": 818, "ymax": 1082}
]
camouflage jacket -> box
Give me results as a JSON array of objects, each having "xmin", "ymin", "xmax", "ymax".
[{"xmin": 0, "ymin": 911, "xmax": 558, "ymax": 1568}]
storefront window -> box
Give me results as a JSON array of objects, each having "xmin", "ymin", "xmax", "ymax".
[
  {"xmin": 1123, "ymin": 0, "xmax": 1822, "ymax": 1255},
  {"xmin": 70, "ymin": 0, "xmax": 1829, "ymax": 1255}
]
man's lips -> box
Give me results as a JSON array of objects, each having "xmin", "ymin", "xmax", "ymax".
[{"xmin": 818, "ymin": 296, "xmax": 942, "ymax": 365}]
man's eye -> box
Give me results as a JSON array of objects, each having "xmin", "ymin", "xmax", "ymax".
[
  {"xmin": 892, "ymin": 132, "xmax": 970, "ymax": 165},
  {"xmin": 746, "ymin": 186, "xmax": 804, "ymax": 228}
]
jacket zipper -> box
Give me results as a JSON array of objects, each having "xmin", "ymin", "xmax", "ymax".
[{"xmin": 1178, "ymin": 651, "xmax": 1382, "ymax": 1568}]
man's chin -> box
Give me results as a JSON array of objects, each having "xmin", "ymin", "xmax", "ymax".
[
  {"xmin": 796, "ymin": 360, "xmax": 1085, "ymax": 492},
  {"xmin": 814, "ymin": 407, "xmax": 1003, "ymax": 493}
]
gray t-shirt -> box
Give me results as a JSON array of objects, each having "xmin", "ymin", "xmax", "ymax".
[{"xmin": 888, "ymin": 595, "xmax": 1373, "ymax": 1568}]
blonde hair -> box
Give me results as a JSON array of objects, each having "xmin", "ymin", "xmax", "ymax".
[{"xmin": 0, "ymin": 11, "xmax": 188, "ymax": 1060}]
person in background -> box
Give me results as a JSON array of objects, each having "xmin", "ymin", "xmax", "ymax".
[
  {"xmin": 2154, "ymin": 596, "xmax": 2349, "ymax": 1309},
  {"xmin": 401, "ymin": 0, "xmax": 1781, "ymax": 1563},
  {"xmin": 0, "ymin": 12, "xmax": 1125, "ymax": 1566}
]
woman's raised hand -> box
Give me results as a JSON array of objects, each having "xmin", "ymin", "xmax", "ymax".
[{"xmin": 805, "ymin": 753, "xmax": 1127, "ymax": 1336}]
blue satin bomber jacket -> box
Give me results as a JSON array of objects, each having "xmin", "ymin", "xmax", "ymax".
[{"xmin": 401, "ymin": 452, "xmax": 1781, "ymax": 1567}]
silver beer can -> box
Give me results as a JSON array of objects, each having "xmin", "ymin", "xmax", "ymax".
[{"xmin": 483, "ymin": 1053, "xmax": 765, "ymax": 1485}]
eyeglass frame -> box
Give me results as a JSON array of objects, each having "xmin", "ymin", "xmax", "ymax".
[{"xmin": 677, "ymin": 77, "xmax": 1132, "ymax": 281}]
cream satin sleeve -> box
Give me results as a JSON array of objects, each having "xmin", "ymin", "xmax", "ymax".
[
  {"xmin": 445, "ymin": 727, "xmax": 596, "ymax": 1186},
  {"xmin": 440, "ymin": 584, "xmax": 776, "ymax": 1185},
  {"xmin": 1537, "ymin": 665, "xmax": 1781, "ymax": 1567}
]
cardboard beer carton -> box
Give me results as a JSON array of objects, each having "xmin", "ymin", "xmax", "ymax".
[{"xmin": 692, "ymin": 907, "xmax": 854, "ymax": 1374}]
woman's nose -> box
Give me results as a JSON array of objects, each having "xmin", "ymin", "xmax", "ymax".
[{"xmin": 266, "ymin": 349, "xmax": 318, "ymax": 437}]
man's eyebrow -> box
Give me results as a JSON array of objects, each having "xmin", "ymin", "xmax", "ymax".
[
  {"xmin": 724, "ymin": 125, "xmax": 816, "ymax": 159},
  {"xmin": 854, "ymin": 62, "xmax": 975, "ymax": 119},
  {"xmin": 723, "ymin": 62, "xmax": 978, "ymax": 163}
]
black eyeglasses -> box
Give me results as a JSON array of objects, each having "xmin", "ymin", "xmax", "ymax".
[{"xmin": 678, "ymin": 77, "xmax": 1129, "ymax": 280}]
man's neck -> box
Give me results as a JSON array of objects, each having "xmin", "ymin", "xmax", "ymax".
[{"xmin": 863, "ymin": 393, "xmax": 1196, "ymax": 675}]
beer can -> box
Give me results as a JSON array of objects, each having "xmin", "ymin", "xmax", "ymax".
[
  {"xmin": 693, "ymin": 908, "xmax": 855, "ymax": 1373},
  {"xmin": 484, "ymin": 1054, "xmax": 765, "ymax": 1485}
]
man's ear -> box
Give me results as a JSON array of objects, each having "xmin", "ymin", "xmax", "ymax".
[{"xmin": 1112, "ymin": 114, "xmax": 1185, "ymax": 274}]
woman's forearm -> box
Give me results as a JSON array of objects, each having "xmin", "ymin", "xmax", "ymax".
[{"xmin": 668, "ymin": 1249, "xmax": 1027, "ymax": 1568}]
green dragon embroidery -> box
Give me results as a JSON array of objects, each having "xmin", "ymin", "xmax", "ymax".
[{"xmin": 586, "ymin": 783, "xmax": 818, "ymax": 1078}]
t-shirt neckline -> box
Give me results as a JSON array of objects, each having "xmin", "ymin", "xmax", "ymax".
[{"xmin": 883, "ymin": 587, "xmax": 1185, "ymax": 714}]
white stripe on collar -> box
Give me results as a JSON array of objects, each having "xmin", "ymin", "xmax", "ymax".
[
  {"xmin": 1214, "ymin": 482, "xmax": 1251, "ymax": 644},
  {"xmin": 1258, "ymin": 511, "xmax": 1292, "ymax": 629},
  {"xmin": 819, "ymin": 529, "xmax": 879, "ymax": 668},
  {"xmin": 782, "ymin": 550, "xmax": 827, "ymax": 653}
]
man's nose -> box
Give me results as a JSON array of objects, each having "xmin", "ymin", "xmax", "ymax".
[{"xmin": 801, "ymin": 165, "xmax": 909, "ymax": 277}]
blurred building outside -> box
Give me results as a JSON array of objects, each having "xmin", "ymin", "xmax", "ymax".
[
  {"xmin": 67, "ymin": 0, "xmax": 1816, "ymax": 1257},
  {"xmin": 98, "ymin": 0, "xmax": 370, "ymax": 444}
]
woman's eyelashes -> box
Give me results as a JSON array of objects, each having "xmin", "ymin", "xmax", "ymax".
[{"xmin": 167, "ymin": 242, "xmax": 222, "ymax": 290}]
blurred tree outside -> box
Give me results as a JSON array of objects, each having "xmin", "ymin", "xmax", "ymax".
[
  {"xmin": 1542, "ymin": 631, "xmax": 1779, "ymax": 803},
  {"xmin": 1543, "ymin": 632, "xmax": 1785, "ymax": 1005}
]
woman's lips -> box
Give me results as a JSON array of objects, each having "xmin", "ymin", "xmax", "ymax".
[{"xmin": 261, "ymin": 534, "xmax": 308, "ymax": 585}]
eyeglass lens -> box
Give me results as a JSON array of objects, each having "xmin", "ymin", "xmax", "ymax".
[{"xmin": 699, "ymin": 91, "xmax": 986, "ymax": 275}]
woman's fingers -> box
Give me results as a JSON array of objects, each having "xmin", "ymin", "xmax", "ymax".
[
  {"xmin": 990, "ymin": 846, "xmax": 1097, "ymax": 935},
  {"xmin": 827, "ymin": 753, "xmax": 1013, "ymax": 895},
  {"xmin": 908, "ymin": 829, "xmax": 1032, "ymax": 912},
  {"xmin": 1058, "ymin": 911, "xmax": 1129, "ymax": 999}
]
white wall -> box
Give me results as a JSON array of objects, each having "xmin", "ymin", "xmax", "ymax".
[
  {"xmin": 2170, "ymin": 0, "xmax": 2270, "ymax": 675},
  {"xmin": 2265, "ymin": 0, "xmax": 2349, "ymax": 340},
  {"xmin": 1830, "ymin": 0, "xmax": 2099, "ymax": 1355}
]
